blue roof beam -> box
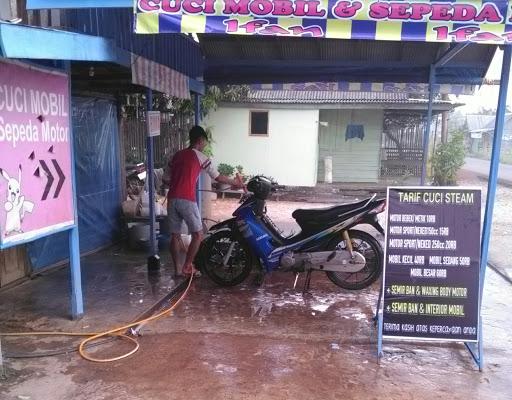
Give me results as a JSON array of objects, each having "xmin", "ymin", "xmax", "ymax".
[
  {"xmin": 434, "ymin": 43, "xmax": 471, "ymax": 68},
  {"xmin": 27, "ymin": 0, "xmax": 131, "ymax": 9},
  {"xmin": 204, "ymin": 67, "xmax": 487, "ymax": 85},
  {"xmin": 189, "ymin": 78, "xmax": 205, "ymax": 95},
  {"xmin": 0, "ymin": 22, "xmax": 131, "ymax": 66}
]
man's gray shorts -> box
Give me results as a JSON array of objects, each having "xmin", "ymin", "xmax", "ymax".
[{"xmin": 167, "ymin": 198, "xmax": 202, "ymax": 234}]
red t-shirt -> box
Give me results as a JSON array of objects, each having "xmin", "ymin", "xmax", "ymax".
[{"xmin": 167, "ymin": 148, "xmax": 219, "ymax": 202}]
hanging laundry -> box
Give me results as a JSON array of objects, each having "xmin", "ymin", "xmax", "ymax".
[{"xmin": 345, "ymin": 124, "xmax": 365, "ymax": 141}]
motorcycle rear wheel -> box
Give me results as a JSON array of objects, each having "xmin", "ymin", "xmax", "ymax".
[
  {"xmin": 325, "ymin": 229, "xmax": 383, "ymax": 290},
  {"xmin": 199, "ymin": 230, "xmax": 254, "ymax": 287}
]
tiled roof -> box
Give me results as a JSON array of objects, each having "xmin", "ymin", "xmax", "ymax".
[{"xmin": 234, "ymin": 90, "xmax": 454, "ymax": 105}]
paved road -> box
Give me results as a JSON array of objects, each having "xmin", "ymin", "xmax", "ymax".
[{"xmin": 462, "ymin": 156, "xmax": 512, "ymax": 185}]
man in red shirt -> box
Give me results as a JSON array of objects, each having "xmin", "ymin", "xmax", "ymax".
[{"xmin": 167, "ymin": 126, "xmax": 242, "ymax": 276}]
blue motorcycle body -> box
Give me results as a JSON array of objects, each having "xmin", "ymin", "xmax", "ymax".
[{"xmin": 207, "ymin": 193, "xmax": 385, "ymax": 273}]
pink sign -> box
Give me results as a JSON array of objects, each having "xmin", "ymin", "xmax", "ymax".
[{"xmin": 0, "ymin": 60, "xmax": 74, "ymax": 247}]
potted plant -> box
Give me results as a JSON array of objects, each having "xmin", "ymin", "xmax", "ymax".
[
  {"xmin": 235, "ymin": 165, "xmax": 248, "ymax": 183},
  {"xmin": 217, "ymin": 163, "xmax": 235, "ymax": 190}
]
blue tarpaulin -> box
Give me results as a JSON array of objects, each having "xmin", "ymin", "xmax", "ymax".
[{"xmin": 28, "ymin": 96, "xmax": 121, "ymax": 270}]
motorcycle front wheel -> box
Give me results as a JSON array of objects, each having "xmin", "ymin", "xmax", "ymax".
[
  {"xmin": 199, "ymin": 230, "xmax": 254, "ymax": 287},
  {"xmin": 325, "ymin": 229, "xmax": 383, "ymax": 290}
]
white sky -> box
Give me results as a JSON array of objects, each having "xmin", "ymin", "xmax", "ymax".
[{"xmin": 455, "ymin": 48, "xmax": 509, "ymax": 114}]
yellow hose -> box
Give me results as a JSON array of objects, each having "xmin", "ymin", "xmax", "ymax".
[{"xmin": 0, "ymin": 274, "xmax": 194, "ymax": 363}]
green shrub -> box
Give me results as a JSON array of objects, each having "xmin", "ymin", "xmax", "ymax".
[
  {"xmin": 218, "ymin": 163, "xmax": 235, "ymax": 177},
  {"xmin": 431, "ymin": 131, "xmax": 466, "ymax": 185},
  {"xmin": 203, "ymin": 126, "xmax": 214, "ymax": 158}
]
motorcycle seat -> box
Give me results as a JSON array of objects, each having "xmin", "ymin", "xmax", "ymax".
[{"xmin": 292, "ymin": 198, "xmax": 371, "ymax": 225}]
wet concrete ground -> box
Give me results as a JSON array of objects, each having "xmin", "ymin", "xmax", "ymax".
[
  {"xmin": 457, "ymin": 170, "xmax": 512, "ymax": 280},
  {"xmin": 1, "ymin": 266, "xmax": 511, "ymax": 400},
  {"xmin": 1, "ymin": 197, "xmax": 511, "ymax": 399},
  {"xmin": 0, "ymin": 249, "xmax": 184, "ymax": 332}
]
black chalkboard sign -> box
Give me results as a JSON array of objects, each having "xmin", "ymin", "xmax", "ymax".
[{"xmin": 381, "ymin": 187, "xmax": 481, "ymax": 342}]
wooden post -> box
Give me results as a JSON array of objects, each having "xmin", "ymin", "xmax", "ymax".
[
  {"xmin": 441, "ymin": 94, "xmax": 449, "ymax": 143},
  {"xmin": 0, "ymin": 337, "xmax": 5, "ymax": 379},
  {"xmin": 421, "ymin": 65, "xmax": 435, "ymax": 185}
]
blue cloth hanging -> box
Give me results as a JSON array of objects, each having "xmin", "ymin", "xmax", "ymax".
[{"xmin": 345, "ymin": 124, "xmax": 365, "ymax": 141}]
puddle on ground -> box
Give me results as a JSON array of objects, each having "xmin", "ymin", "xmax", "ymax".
[
  {"xmin": 214, "ymin": 364, "xmax": 238, "ymax": 374},
  {"xmin": 249, "ymin": 289, "xmax": 360, "ymax": 318},
  {"xmin": 127, "ymin": 268, "xmax": 179, "ymax": 307}
]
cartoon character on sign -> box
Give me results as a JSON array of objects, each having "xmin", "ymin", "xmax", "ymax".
[{"xmin": 0, "ymin": 165, "xmax": 34, "ymax": 236}]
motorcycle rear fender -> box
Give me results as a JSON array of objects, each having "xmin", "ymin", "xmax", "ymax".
[{"xmin": 355, "ymin": 213, "xmax": 385, "ymax": 235}]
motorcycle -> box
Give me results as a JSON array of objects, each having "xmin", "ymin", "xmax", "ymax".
[
  {"xmin": 197, "ymin": 176, "xmax": 386, "ymax": 291},
  {"xmin": 126, "ymin": 164, "xmax": 167, "ymax": 197},
  {"xmin": 126, "ymin": 163, "xmax": 147, "ymax": 197}
]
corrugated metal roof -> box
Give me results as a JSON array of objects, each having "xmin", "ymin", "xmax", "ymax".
[
  {"xmin": 466, "ymin": 114, "xmax": 497, "ymax": 132},
  {"xmin": 61, "ymin": 8, "xmax": 203, "ymax": 78},
  {"xmin": 202, "ymin": 36, "xmax": 439, "ymax": 64},
  {"xmin": 233, "ymin": 90, "xmax": 454, "ymax": 105},
  {"xmin": 481, "ymin": 114, "xmax": 512, "ymax": 136},
  {"xmin": 200, "ymin": 36, "xmax": 495, "ymax": 85},
  {"xmin": 450, "ymin": 113, "xmax": 512, "ymax": 136}
]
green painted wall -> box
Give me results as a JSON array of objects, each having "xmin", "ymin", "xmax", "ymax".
[{"xmin": 317, "ymin": 109, "xmax": 383, "ymax": 183}]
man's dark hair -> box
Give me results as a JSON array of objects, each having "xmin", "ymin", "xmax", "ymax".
[{"xmin": 189, "ymin": 125, "xmax": 208, "ymax": 145}]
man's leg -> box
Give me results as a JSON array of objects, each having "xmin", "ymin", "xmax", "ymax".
[
  {"xmin": 168, "ymin": 199, "xmax": 186, "ymax": 276},
  {"xmin": 170, "ymin": 233, "xmax": 182, "ymax": 276},
  {"xmin": 179, "ymin": 199, "xmax": 204, "ymax": 275},
  {"xmin": 182, "ymin": 231, "xmax": 203, "ymax": 274}
]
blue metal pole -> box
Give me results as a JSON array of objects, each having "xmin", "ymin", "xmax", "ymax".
[
  {"xmin": 146, "ymin": 89, "xmax": 157, "ymax": 256},
  {"xmin": 194, "ymin": 93, "xmax": 201, "ymax": 125},
  {"xmin": 421, "ymin": 65, "xmax": 435, "ymax": 185},
  {"xmin": 477, "ymin": 45, "xmax": 512, "ymax": 370},
  {"xmin": 65, "ymin": 61, "xmax": 83, "ymax": 319},
  {"xmin": 194, "ymin": 94, "xmax": 202, "ymax": 216},
  {"xmin": 69, "ymin": 227, "xmax": 83, "ymax": 319},
  {"xmin": 377, "ymin": 309, "xmax": 383, "ymax": 359}
]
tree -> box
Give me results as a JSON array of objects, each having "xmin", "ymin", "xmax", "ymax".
[
  {"xmin": 173, "ymin": 84, "xmax": 250, "ymax": 117},
  {"xmin": 431, "ymin": 131, "xmax": 466, "ymax": 185},
  {"xmin": 121, "ymin": 85, "xmax": 250, "ymax": 119}
]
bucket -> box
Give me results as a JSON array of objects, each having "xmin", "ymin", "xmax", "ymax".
[{"xmin": 128, "ymin": 223, "xmax": 157, "ymax": 250}]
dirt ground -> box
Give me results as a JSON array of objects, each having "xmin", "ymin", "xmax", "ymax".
[{"xmin": 1, "ymin": 182, "xmax": 512, "ymax": 400}]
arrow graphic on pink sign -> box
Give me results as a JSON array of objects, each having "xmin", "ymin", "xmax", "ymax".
[{"xmin": 39, "ymin": 160, "xmax": 66, "ymax": 201}]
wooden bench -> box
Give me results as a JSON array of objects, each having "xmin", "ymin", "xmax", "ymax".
[{"xmin": 214, "ymin": 189, "xmax": 245, "ymax": 199}]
